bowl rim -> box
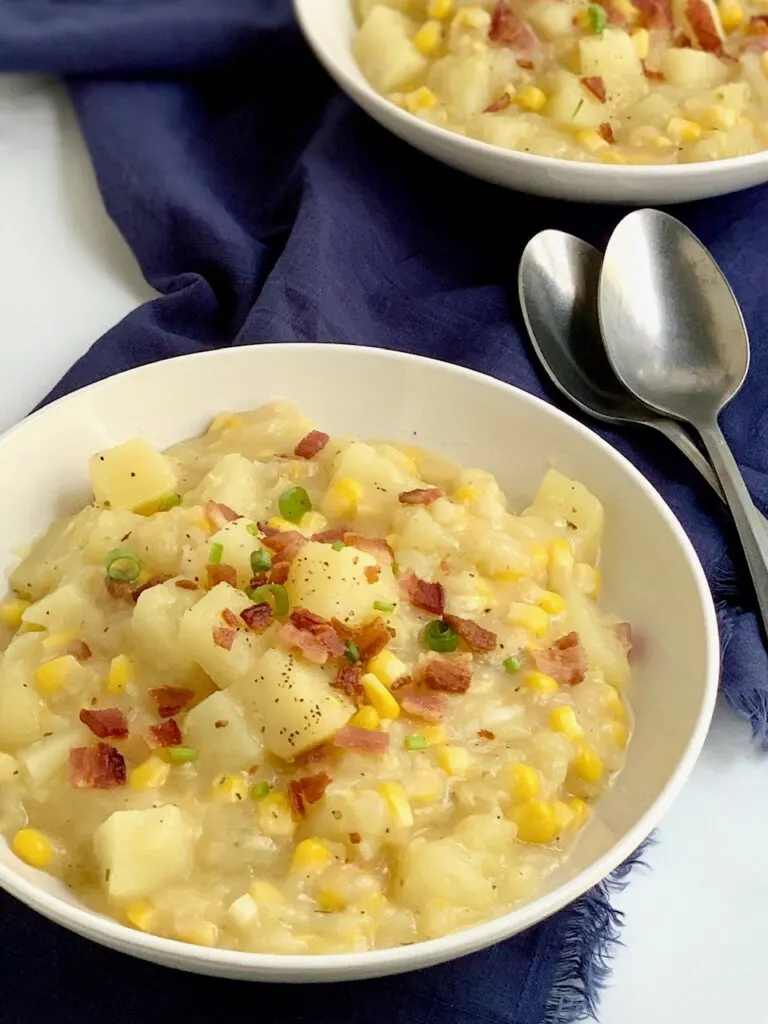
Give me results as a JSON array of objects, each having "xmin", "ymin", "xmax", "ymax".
[
  {"xmin": 293, "ymin": 0, "xmax": 768, "ymax": 181},
  {"xmin": 0, "ymin": 342, "xmax": 721, "ymax": 975}
]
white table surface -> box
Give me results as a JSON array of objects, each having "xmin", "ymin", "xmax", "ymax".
[{"xmin": 1, "ymin": 74, "xmax": 767, "ymax": 1023}]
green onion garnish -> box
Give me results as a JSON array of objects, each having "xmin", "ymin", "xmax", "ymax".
[
  {"xmin": 373, "ymin": 600, "xmax": 395, "ymax": 613},
  {"xmin": 587, "ymin": 3, "xmax": 607, "ymax": 33},
  {"xmin": 167, "ymin": 746, "xmax": 198, "ymax": 764},
  {"xmin": 279, "ymin": 486, "xmax": 312, "ymax": 524},
  {"xmin": 208, "ymin": 542, "xmax": 224, "ymax": 565},
  {"xmin": 391, "ymin": 561, "xmax": 400, "ymax": 576},
  {"xmin": 104, "ymin": 547, "xmax": 141, "ymax": 583},
  {"xmin": 345, "ymin": 640, "xmax": 361, "ymax": 664},
  {"xmin": 246, "ymin": 523, "xmax": 260, "ymax": 537},
  {"xmin": 572, "ymin": 98, "xmax": 584, "ymax": 120},
  {"xmin": 423, "ymin": 619, "xmax": 458, "ymax": 653},
  {"xmin": 251, "ymin": 549, "xmax": 272, "ymax": 573},
  {"xmin": 246, "ymin": 583, "xmax": 289, "ymax": 617},
  {"xmin": 503, "ymin": 655, "xmax": 522, "ymax": 674},
  {"xmin": 404, "ymin": 735, "xmax": 427, "ymax": 751},
  {"xmin": 332, "ymin": 540, "xmax": 345, "ymax": 551},
  {"xmin": 157, "ymin": 492, "xmax": 181, "ymax": 511},
  {"xmin": 250, "ymin": 781, "xmax": 271, "ymax": 800}
]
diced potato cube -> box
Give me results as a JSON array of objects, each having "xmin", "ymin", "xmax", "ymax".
[
  {"xmin": 526, "ymin": 469, "xmax": 604, "ymax": 565},
  {"xmin": 544, "ymin": 71, "xmax": 605, "ymax": 129},
  {"xmin": 427, "ymin": 52, "xmax": 494, "ymax": 121},
  {"xmin": 399, "ymin": 836, "xmax": 495, "ymax": 911},
  {"xmin": 184, "ymin": 689, "xmax": 262, "ymax": 775},
  {"xmin": 353, "ymin": 6, "xmax": 428, "ymax": 94},
  {"xmin": 205, "ymin": 518, "xmax": 265, "ymax": 588},
  {"xmin": 527, "ymin": 0, "xmax": 579, "ymax": 38},
  {"xmin": 578, "ymin": 28, "xmax": 642, "ymax": 79},
  {"xmin": 178, "ymin": 584, "xmax": 263, "ymax": 688},
  {"xmin": 10, "ymin": 508, "xmax": 100, "ymax": 602},
  {"xmin": 661, "ymin": 48, "xmax": 728, "ymax": 88},
  {"xmin": 0, "ymin": 635, "xmax": 47, "ymax": 748},
  {"xmin": 22, "ymin": 583, "xmax": 92, "ymax": 634},
  {"xmin": 286, "ymin": 541, "xmax": 397, "ymax": 627},
  {"xmin": 323, "ymin": 442, "xmax": 418, "ymax": 519},
  {"xmin": 184, "ymin": 453, "xmax": 268, "ymax": 521},
  {"xmin": 18, "ymin": 726, "xmax": 87, "ymax": 786},
  {"xmin": 89, "ymin": 438, "xmax": 178, "ymax": 512}
]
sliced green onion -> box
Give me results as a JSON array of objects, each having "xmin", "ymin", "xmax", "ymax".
[
  {"xmin": 279, "ymin": 486, "xmax": 312, "ymax": 524},
  {"xmin": 423, "ymin": 619, "xmax": 458, "ymax": 653},
  {"xmin": 373, "ymin": 600, "xmax": 395, "ymax": 613},
  {"xmin": 571, "ymin": 98, "xmax": 584, "ymax": 120},
  {"xmin": 246, "ymin": 523, "xmax": 260, "ymax": 537},
  {"xmin": 391, "ymin": 560, "xmax": 400, "ymax": 576},
  {"xmin": 246, "ymin": 583, "xmax": 289, "ymax": 617},
  {"xmin": 587, "ymin": 3, "xmax": 607, "ymax": 32},
  {"xmin": 404, "ymin": 735, "xmax": 427, "ymax": 751},
  {"xmin": 331, "ymin": 540, "xmax": 345, "ymax": 552},
  {"xmin": 251, "ymin": 549, "xmax": 272, "ymax": 573},
  {"xmin": 104, "ymin": 547, "xmax": 141, "ymax": 583},
  {"xmin": 503, "ymin": 655, "xmax": 522, "ymax": 674},
  {"xmin": 250, "ymin": 781, "xmax": 271, "ymax": 800},
  {"xmin": 167, "ymin": 746, "xmax": 198, "ymax": 764},
  {"xmin": 157, "ymin": 492, "xmax": 181, "ymax": 511},
  {"xmin": 208, "ymin": 542, "xmax": 224, "ymax": 565},
  {"xmin": 345, "ymin": 640, "xmax": 361, "ymax": 664}
]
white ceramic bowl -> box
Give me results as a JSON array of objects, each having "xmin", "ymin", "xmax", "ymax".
[
  {"xmin": 294, "ymin": 0, "xmax": 768, "ymax": 205},
  {"xmin": 0, "ymin": 343, "xmax": 718, "ymax": 980}
]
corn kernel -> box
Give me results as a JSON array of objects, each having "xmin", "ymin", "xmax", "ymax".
[
  {"xmin": 12, "ymin": 828, "xmax": 54, "ymax": 868},
  {"xmin": 718, "ymin": 1, "xmax": 744, "ymax": 30},
  {"xmin": 502, "ymin": 762, "xmax": 541, "ymax": 803},
  {"xmin": 453, "ymin": 484, "xmax": 477, "ymax": 503},
  {"xmin": 41, "ymin": 630, "xmax": 78, "ymax": 654},
  {"xmin": 129, "ymin": 756, "xmax": 171, "ymax": 791},
  {"xmin": 414, "ymin": 19, "xmax": 442, "ymax": 55},
  {"xmin": 249, "ymin": 879, "xmax": 285, "ymax": 903},
  {"xmin": 423, "ymin": 723, "xmax": 447, "ymax": 746},
  {"xmin": 436, "ymin": 744, "xmax": 470, "ymax": 777},
  {"xmin": 666, "ymin": 117, "xmax": 701, "ymax": 144},
  {"xmin": 125, "ymin": 900, "xmax": 157, "ymax": 932},
  {"xmin": 535, "ymin": 589, "xmax": 565, "ymax": 615},
  {"xmin": 404, "ymin": 86, "xmax": 438, "ymax": 115},
  {"xmin": 549, "ymin": 705, "xmax": 583, "ymax": 740},
  {"xmin": 574, "ymin": 9, "xmax": 590, "ymax": 27},
  {"xmin": 575, "ymin": 129, "xmax": 609, "ymax": 153},
  {"xmin": 210, "ymin": 773, "xmax": 249, "ymax": 803},
  {"xmin": 567, "ymin": 797, "xmax": 590, "ymax": 829},
  {"xmin": 267, "ymin": 516, "xmax": 297, "ymax": 532},
  {"xmin": 324, "ymin": 477, "xmax": 365, "ymax": 517},
  {"xmin": 428, "ymin": 0, "xmax": 454, "ymax": 18},
  {"xmin": 317, "ymin": 889, "xmax": 346, "ymax": 913},
  {"xmin": 598, "ymin": 149, "xmax": 627, "ymax": 164},
  {"xmin": 348, "ymin": 705, "xmax": 381, "ymax": 731},
  {"xmin": 509, "ymin": 800, "xmax": 557, "ymax": 844},
  {"xmin": 574, "ymin": 562, "xmax": 601, "ymax": 598},
  {"xmin": 606, "ymin": 719, "xmax": 630, "ymax": 749},
  {"xmin": 299, "ymin": 511, "xmax": 328, "ymax": 535},
  {"xmin": 407, "ymin": 770, "xmax": 443, "ymax": 805},
  {"xmin": 524, "ymin": 670, "xmax": 559, "ymax": 694},
  {"xmin": 516, "ymin": 86, "xmax": 547, "ymax": 112},
  {"xmin": 507, "ymin": 602, "xmax": 549, "ymax": 635},
  {"xmin": 630, "ymin": 27, "xmax": 649, "ymax": 58},
  {"xmin": 34, "ymin": 655, "xmax": 77, "ymax": 695},
  {"xmin": 106, "ymin": 654, "xmax": 132, "ymax": 694},
  {"xmin": 379, "ymin": 781, "xmax": 414, "ymax": 826},
  {"xmin": 603, "ymin": 685, "xmax": 626, "ymax": 718},
  {"xmin": 548, "ymin": 540, "xmax": 574, "ymax": 590},
  {"xmin": 613, "ymin": 0, "xmax": 639, "ymax": 16},
  {"xmin": 699, "ymin": 105, "xmax": 737, "ymax": 130},
  {"xmin": 572, "ymin": 743, "xmax": 604, "ymax": 783},
  {"xmin": 493, "ymin": 567, "xmax": 525, "ymax": 582},
  {"xmin": 291, "ymin": 838, "xmax": 332, "ymax": 872},
  {"xmin": 207, "ymin": 412, "xmax": 242, "ymax": 433},
  {"xmin": 0, "ymin": 598, "xmax": 30, "ymax": 629},
  {"xmin": 528, "ymin": 543, "xmax": 548, "ymax": 577},
  {"xmin": 367, "ymin": 649, "xmax": 408, "ymax": 688},
  {"xmin": 258, "ymin": 792, "xmax": 296, "ymax": 838},
  {"xmin": 361, "ymin": 673, "xmax": 400, "ymax": 719},
  {"xmin": 176, "ymin": 921, "xmax": 219, "ymax": 947}
]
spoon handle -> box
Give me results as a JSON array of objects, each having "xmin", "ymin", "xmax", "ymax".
[
  {"xmin": 651, "ymin": 420, "xmax": 725, "ymax": 500},
  {"xmin": 699, "ymin": 421, "xmax": 768, "ymax": 636}
]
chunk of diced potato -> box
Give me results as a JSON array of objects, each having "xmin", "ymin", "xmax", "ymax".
[
  {"xmin": 467, "ymin": 112, "xmax": 537, "ymax": 150},
  {"xmin": 231, "ymin": 648, "xmax": 352, "ymax": 760},
  {"xmin": 579, "ymin": 28, "xmax": 642, "ymax": 79},
  {"xmin": 544, "ymin": 71, "xmax": 606, "ymax": 129},
  {"xmin": 94, "ymin": 805, "xmax": 195, "ymax": 901},
  {"xmin": 661, "ymin": 48, "xmax": 728, "ymax": 88},
  {"xmin": 428, "ymin": 52, "xmax": 495, "ymax": 121},
  {"xmin": 286, "ymin": 541, "xmax": 397, "ymax": 627},
  {"xmin": 89, "ymin": 438, "xmax": 178, "ymax": 513},
  {"xmin": 10, "ymin": 508, "xmax": 100, "ymax": 601},
  {"xmin": 132, "ymin": 579, "xmax": 202, "ymax": 679},
  {"xmin": 22, "ymin": 583, "xmax": 92, "ymax": 633},
  {"xmin": 527, "ymin": 0, "xmax": 579, "ymax": 38},
  {"xmin": 562, "ymin": 586, "xmax": 630, "ymax": 689},
  {"xmin": 353, "ymin": 6, "xmax": 428, "ymax": 94},
  {"xmin": 178, "ymin": 584, "xmax": 264, "ymax": 688},
  {"xmin": 0, "ymin": 634, "xmax": 47, "ymax": 748},
  {"xmin": 526, "ymin": 469, "xmax": 604, "ymax": 565},
  {"xmin": 205, "ymin": 518, "xmax": 265, "ymax": 588},
  {"xmin": 18, "ymin": 726, "xmax": 87, "ymax": 786},
  {"xmin": 184, "ymin": 453, "xmax": 267, "ymax": 521},
  {"xmin": 323, "ymin": 442, "xmax": 419, "ymax": 520},
  {"xmin": 399, "ymin": 836, "xmax": 496, "ymax": 912},
  {"xmin": 184, "ymin": 689, "xmax": 262, "ymax": 776}
]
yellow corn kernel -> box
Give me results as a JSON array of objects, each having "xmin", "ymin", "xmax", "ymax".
[
  {"xmin": 516, "ymin": 86, "xmax": 547, "ymax": 112},
  {"xmin": 379, "ymin": 781, "xmax": 414, "ymax": 826},
  {"xmin": 129, "ymin": 756, "xmax": 171, "ymax": 791},
  {"xmin": 414, "ymin": 19, "xmax": 442, "ymax": 55},
  {"xmin": 567, "ymin": 796, "xmax": 590, "ymax": 829},
  {"xmin": 572, "ymin": 743, "xmax": 604, "ymax": 783},
  {"xmin": 361, "ymin": 672, "xmax": 400, "ymax": 719},
  {"xmin": 666, "ymin": 117, "xmax": 701, "ymax": 144},
  {"xmin": 41, "ymin": 630, "xmax": 78, "ymax": 654},
  {"xmin": 367, "ymin": 649, "xmax": 408, "ymax": 688},
  {"xmin": 324, "ymin": 477, "xmax": 365, "ymax": 517},
  {"xmin": 574, "ymin": 9, "xmax": 590, "ymax": 27},
  {"xmin": 598, "ymin": 149, "xmax": 627, "ymax": 165},
  {"xmin": 574, "ymin": 562, "xmax": 601, "ymax": 598},
  {"xmin": 548, "ymin": 539, "xmax": 574, "ymax": 590},
  {"xmin": 207, "ymin": 412, "xmax": 242, "ymax": 433},
  {"xmin": 299, "ymin": 511, "xmax": 328, "ymax": 534},
  {"xmin": 613, "ymin": 0, "xmax": 639, "ymax": 16},
  {"xmin": 603, "ymin": 684, "xmax": 626, "ymax": 718},
  {"xmin": 436, "ymin": 744, "xmax": 470, "ymax": 778},
  {"xmin": 359, "ymin": 892, "xmax": 388, "ymax": 915},
  {"xmin": 405, "ymin": 86, "xmax": 438, "ymax": 115},
  {"xmin": 210, "ymin": 773, "xmax": 249, "ymax": 803},
  {"xmin": 509, "ymin": 800, "xmax": 557, "ymax": 844},
  {"xmin": 258, "ymin": 792, "xmax": 296, "ymax": 838},
  {"xmin": 507, "ymin": 602, "xmax": 549, "ymax": 635},
  {"xmin": 0, "ymin": 598, "xmax": 30, "ymax": 629},
  {"xmin": 493, "ymin": 567, "xmax": 525, "ymax": 582},
  {"xmin": 575, "ymin": 129, "xmax": 609, "ymax": 153},
  {"xmin": 428, "ymin": 0, "xmax": 454, "ymax": 18},
  {"xmin": 423, "ymin": 723, "xmax": 447, "ymax": 746},
  {"xmin": 249, "ymin": 879, "xmax": 286, "ymax": 903},
  {"xmin": 453, "ymin": 484, "xmax": 477, "ymax": 503},
  {"xmin": 524, "ymin": 670, "xmax": 559, "ymax": 694},
  {"xmin": 291, "ymin": 838, "xmax": 332, "ymax": 872},
  {"xmin": 699, "ymin": 105, "xmax": 737, "ymax": 130},
  {"xmin": 502, "ymin": 762, "xmax": 541, "ymax": 803},
  {"xmin": 12, "ymin": 828, "xmax": 54, "ymax": 868},
  {"xmin": 317, "ymin": 889, "xmax": 346, "ymax": 913},
  {"xmin": 267, "ymin": 516, "xmax": 297, "ymax": 532},
  {"xmin": 528, "ymin": 543, "xmax": 548, "ymax": 577},
  {"xmin": 176, "ymin": 921, "xmax": 219, "ymax": 947},
  {"xmin": 630, "ymin": 27, "xmax": 649, "ymax": 58},
  {"xmin": 125, "ymin": 900, "xmax": 157, "ymax": 932},
  {"xmin": 106, "ymin": 654, "xmax": 132, "ymax": 694},
  {"xmin": 549, "ymin": 705, "xmax": 583, "ymax": 740},
  {"xmin": 34, "ymin": 655, "xmax": 77, "ymax": 695},
  {"xmin": 535, "ymin": 589, "xmax": 565, "ymax": 615},
  {"xmin": 407, "ymin": 770, "xmax": 443, "ymax": 805},
  {"xmin": 718, "ymin": 1, "xmax": 744, "ymax": 30},
  {"xmin": 348, "ymin": 705, "xmax": 381, "ymax": 731},
  {"xmin": 606, "ymin": 719, "xmax": 630, "ymax": 749}
]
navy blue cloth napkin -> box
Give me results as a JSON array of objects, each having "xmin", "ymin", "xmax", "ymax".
[{"xmin": 1, "ymin": 1, "xmax": 767, "ymax": 1021}]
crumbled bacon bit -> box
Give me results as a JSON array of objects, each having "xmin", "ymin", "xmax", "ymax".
[
  {"xmin": 215, "ymin": 720, "xmax": 228, "ymax": 729},
  {"xmin": 277, "ymin": 613, "xmax": 344, "ymax": 665},
  {"xmin": 332, "ymin": 726, "xmax": 389, "ymax": 753},
  {"xmin": 288, "ymin": 781, "xmax": 306, "ymax": 819},
  {"xmin": 207, "ymin": 563, "xmax": 237, "ymax": 589},
  {"xmin": 294, "ymin": 430, "xmax": 330, "ymax": 459},
  {"xmin": 443, "ymin": 614, "xmax": 497, "ymax": 653},
  {"xmin": 105, "ymin": 577, "xmax": 133, "ymax": 601},
  {"xmin": 212, "ymin": 626, "xmax": 236, "ymax": 650},
  {"xmin": 221, "ymin": 608, "xmax": 239, "ymax": 629},
  {"xmin": 290, "ymin": 608, "xmax": 345, "ymax": 656},
  {"xmin": 391, "ymin": 673, "xmax": 413, "ymax": 692},
  {"xmin": 612, "ymin": 621, "xmax": 633, "ymax": 655},
  {"xmin": 532, "ymin": 632, "xmax": 587, "ymax": 686},
  {"xmin": 598, "ymin": 122, "xmax": 615, "ymax": 143},
  {"xmin": 423, "ymin": 654, "xmax": 472, "ymax": 694},
  {"xmin": 517, "ymin": 58, "xmax": 534, "ymax": 69},
  {"xmin": 484, "ymin": 92, "xmax": 512, "ymax": 113},
  {"xmin": 260, "ymin": 528, "xmax": 306, "ymax": 559},
  {"xmin": 399, "ymin": 569, "xmax": 445, "ymax": 616},
  {"xmin": 175, "ymin": 579, "xmax": 199, "ymax": 590},
  {"xmin": 748, "ymin": 13, "xmax": 768, "ymax": 32},
  {"xmin": 204, "ymin": 500, "xmax": 241, "ymax": 529},
  {"xmin": 581, "ymin": 76, "xmax": 606, "ymax": 102},
  {"xmin": 296, "ymin": 771, "xmax": 332, "ymax": 806},
  {"xmin": 132, "ymin": 574, "xmax": 171, "ymax": 602},
  {"xmin": 149, "ymin": 686, "xmax": 195, "ymax": 718},
  {"xmin": 269, "ymin": 562, "xmax": 291, "ymax": 585},
  {"xmin": 350, "ymin": 617, "xmax": 391, "ymax": 662},
  {"xmin": 79, "ymin": 707, "xmax": 129, "ymax": 739},
  {"xmin": 69, "ymin": 743, "xmax": 126, "ymax": 788},
  {"xmin": 673, "ymin": 31, "xmax": 692, "ymax": 46},
  {"xmin": 364, "ymin": 565, "xmax": 381, "ymax": 584},
  {"xmin": 65, "ymin": 639, "xmax": 92, "ymax": 662},
  {"xmin": 641, "ymin": 60, "xmax": 665, "ymax": 80},
  {"xmin": 398, "ymin": 488, "xmax": 444, "ymax": 506},
  {"xmin": 477, "ymin": 729, "xmax": 496, "ymax": 740},
  {"xmin": 489, "ymin": 1, "xmax": 537, "ymax": 49},
  {"xmin": 146, "ymin": 718, "xmax": 182, "ymax": 748},
  {"xmin": 400, "ymin": 691, "xmax": 446, "ymax": 722},
  {"xmin": 332, "ymin": 663, "xmax": 365, "ymax": 707},
  {"xmin": 744, "ymin": 35, "xmax": 768, "ymax": 51},
  {"xmin": 685, "ymin": 0, "xmax": 724, "ymax": 52},
  {"xmin": 348, "ymin": 831, "xmax": 362, "ymax": 844},
  {"xmin": 241, "ymin": 602, "xmax": 274, "ymax": 633},
  {"xmin": 634, "ymin": 0, "xmax": 673, "ymax": 27},
  {"xmin": 343, "ymin": 533, "xmax": 394, "ymax": 563},
  {"xmin": 312, "ymin": 526, "xmax": 348, "ymax": 544}
]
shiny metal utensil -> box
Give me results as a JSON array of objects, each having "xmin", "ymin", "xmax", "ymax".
[
  {"xmin": 518, "ymin": 229, "xmax": 725, "ymax": 499},
  {"xmin": 599, "ymin": 208, "xmax": 768, "ymax": 638}
]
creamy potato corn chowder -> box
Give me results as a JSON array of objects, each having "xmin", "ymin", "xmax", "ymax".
[
  {"xmin": 0, "ymin": 402, "xmax": 632, "ymax": 954},
  {"xmin": 353, "ymin": 0, "xmax": 768, "ymax": 164}
]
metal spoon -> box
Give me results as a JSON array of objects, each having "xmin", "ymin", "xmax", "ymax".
[
  {"xmin": 599, "ymin": 208, "xmax": 768, "ymax": 638},
  {"xmin": 518, "ymin": 229, "xmax": 725, "ymax": 499}
]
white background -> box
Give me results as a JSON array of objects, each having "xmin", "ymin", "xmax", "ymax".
[{"xmin": 1, "ymin": 74, "xmax": 767, "ymax": 1023}]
